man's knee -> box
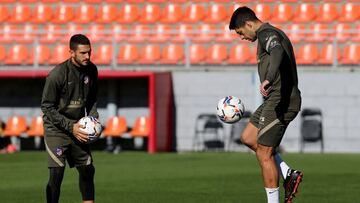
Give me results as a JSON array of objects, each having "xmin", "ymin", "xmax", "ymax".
[
  {"xmin": 77, "ymin": 164, "xmax": 95, "ymax": 181},
  {"xmin": 256, "ymin": 144, "xmax": 275, "ymax": 162}
]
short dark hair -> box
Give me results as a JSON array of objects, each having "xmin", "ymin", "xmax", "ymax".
[
  {"xmin": 229, "ymin": 6, "xmax": 259, "ymax": 30},
  {"xmin": 69, "ymin": 34, "xmax": 91, "ymax": 51}
]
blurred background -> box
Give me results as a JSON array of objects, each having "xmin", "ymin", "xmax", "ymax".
[{"xmin": 0, "ymin": 0, "xmax": 360, "ymax": 154}]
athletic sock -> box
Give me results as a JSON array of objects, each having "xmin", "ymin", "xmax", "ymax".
[
  {"xmin": 265, "ymin": 187, "xmax": 279, "ymax": 203},
  {"xmin": 274, "ymin": 153, "xmax": 290, "ymax": 180}
]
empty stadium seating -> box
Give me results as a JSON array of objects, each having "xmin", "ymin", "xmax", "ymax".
[{"xmin": 0, "ymin": 1, "xmax": 358, "ymax": 66}]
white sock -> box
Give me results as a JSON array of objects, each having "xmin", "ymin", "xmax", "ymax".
[
  {"xmin": 265, "ymin": 187, "xmax": 279, "ymax": 203},
  {"xmin": 274, "ymin": 153, "xmax": 290, "ymax": 180}
]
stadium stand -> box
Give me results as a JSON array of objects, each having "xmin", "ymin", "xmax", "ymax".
[{"xmin": 0, "ymin": 1, "xmax": 358, "ymax": 66}]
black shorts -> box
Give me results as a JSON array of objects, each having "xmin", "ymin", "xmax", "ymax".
[
  {"xmin": 250, "ymin": 103, "xmax": 299, "ymax": 147},
  {"xmin": 45, "ymin": 135, "xmax": 92, "ymax": 168}
]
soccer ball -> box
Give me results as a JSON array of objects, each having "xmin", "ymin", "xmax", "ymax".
[
  {"xmin": 78, "ymin": 116, "xmax": 103, "ymax": 143},
  {"xmin": 216, "ymin": 96, "xmax": 245, "ymax": 124}
]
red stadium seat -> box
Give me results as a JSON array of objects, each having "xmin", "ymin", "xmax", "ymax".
[
  {"xmin": 28, "ymin": 45, "xmax": 51, "ymax": 64},
  {"xmin": 271, "ymin": 4, "xmax": 293, "ymax": 23},
  {"xmin": 193, "ymin": 24, "xmax": 216, "ymax": 43},
  {"xmin": 73, "ymin": 4, "xmax": 96, "ymax": 24},
  {"xmin": 172, "ymin": 24, "xmax": 193, "ymax": 43},
  {"xmin": 40, "ymin": 24, "xmax": 60, "ymax": 43},
  {"xmin": 27, "ymin": 116, "xmax": 44, "ymax": 137},
  {"xmin": 0, "ymin": 45, "xmax": 5, "ymax": 63},
  {"xmin": 96, "ymin": 4, "xmax": 117, "ymax": 24},
  {"xmin": 353, "ymin": 24, "xmax": 360, "ymax": 42},
  {"xmin": 161, "ymin": 3, "xmax": 183, "ymax": 24},
  {"xmin": 183, "ymin": 4, "xmax": 205, "ymax": 23},
  {"xmin": 138, "ymin": 44, "xmax": 161, "ymax": 64},
  {"xmin": 61, "ymin": 24, "xmax": 83, "ymax": 43},
  {"xmin": 17, "ymin": 24, "xmax": 37, "ymax": 44},
  {"xmin": 307, "ymin": 24, "xmax": 329, "ymax": 42},
  {"xmin": 117, "ymin": 4, "xmax": 139, "ymax": 23},
  {"xmin": 0, "ymin": 5, "xmax": 9, "ymax": 23},
  {"xmin": 88, "ymin": 24, "xmax": 106, "ymax": 43},
  {"xmin": 296, "ymin": 44, "xmax": 318, "ymax": 65},
  {"xmin": 189, "ymin": 44, "xmax": 206, "ymax": 64},
  {"xmin": 104, "ymin": 0, "xmax": 123, "ymax": 2},
  {"xmin": 52, "ymin": 5, "xmax": 74, "ymax": 24},
  {"xmin": 41, "ymin": 0, "xmax": 59, "ymax": 3},
  {"xmin": 204, "ymin": 4, "xmax": 227, "ymax": 24},
  {"xmin": 139, "ymin": 4, "xmax": 160, "ymax": 23},
  {"xmin": 63, "ymin": 0, "xmax": 80, "ymax": 2},
  {"xmin": 103, "ymin": 116, "xmax": 128, "ymax": 137},
  {"xmin": 206, "ymin": 44, "xmax": 227, "ymax": 64},
  {"xmin": 92, "ymin": 45, "xmax": 113, "ymax": 65},
  {"xmin": 49, "ymin": 45, "xmax": 69, "ymax": 64},
  {"xmin": 149, "ymin": 24, "xmax": 171, "ymax": 43},
  {"xmin": 3, "ymin": 116, "xmax": 27, "ymax": 137},
  {"xmin": 84, "ymin": 0, "xmax": 102, "ymax": 3},
  {"xmin": 286, "ymin": 24, "xmax": 305, "ymax": 43},
  {"xmin": 293, "ymin": 3, "xmax": 316, "ymax": 23},
  {"xmin": 338, "ymin": 3, "xmax": 360, "ymax": 22},
  {"xmin": 127, "ymin": 0, "xmax": 144, "ymax": 3},
  {"xmin": 339, "ymin": 44, "xmax": 360, "ymax": 65},
  {"xmin": 315, "ymin": 3, "xmax": 338, "ymax": 23},
  {"xmin": 0, "ymin": 24, "xmax": 16, "ymax": 43},
  {"xmin": 333, "ymin": 24, "xmax": 351, "ymax": 43},
  {"xmin": 228, "ymin": 44, "xmax": 251, "ymax": 64},
  {"xmin": 9, "ymin": 4, "xmax": 31, "ymax": 23},
  {"xmin": 5, "ymin": 45, "xmax": 29, "ymax": 65},
  {"xmin": 108, "ymin": 24, "xmax": 129, "ymax": 42},
  {"xmin": 148, "ymin": 0, "xmax": 166, "ymax": 2},
  {"xmin": 167, "ymin": 0, "xmax": 186, "ymax": 2},
  {"xmin": 318, "ymin": 44, "xmax": 340, "ymax": 65},
  {"xmin": 127, "ymin": 24, "xmax": 150, "ymax": 43},
  {"xmin": 130, "ymin": 116, "xmax": 150, "ymax": 138},
  {"xmin": 216, "ymin": 24, "xmax": 238, "ymax": 43},
  {"xmin": 253, "ymin": 4, "xmax": 271, "ymax": 21},
  {"xmin": 32, "ymin": 4, "xmax": 52, "ymax": 24},
  {"xmin": 161, "ymin": 44, "xmax": 184, "ymax": 64},
  {"xmin": 117, "ymin": 44, "xmax": 139, "ymax": 64}
]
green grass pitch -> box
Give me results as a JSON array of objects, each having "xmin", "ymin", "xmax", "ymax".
[{"xmin": 0, "ymin": 152, "xmax": 359, "ymax": 203}]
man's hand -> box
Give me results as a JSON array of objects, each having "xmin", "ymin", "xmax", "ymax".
[
  {"xmin": 73, "ymin": 123, "xmax": 89, "ymax": 143},
  {"xmin": 260, "ymin": 80, "xmax": 272, "ymax": 97}
]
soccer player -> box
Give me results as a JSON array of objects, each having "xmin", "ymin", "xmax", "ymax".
[
  {"xmin": 229, "ymin": 7, "xmax": 303, "ymax": 203},
  {"xmin": 41, "ymin": 34, "xmax": 99, "ymax": 203}
]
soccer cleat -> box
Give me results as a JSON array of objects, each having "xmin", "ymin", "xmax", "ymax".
[{"xmin": 284, "ymin": 169, "xmax": 303, "ymax": 203}]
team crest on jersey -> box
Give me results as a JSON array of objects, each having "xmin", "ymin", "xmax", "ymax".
[
  {"xmin": 55, "ymin": 148, "xmax": 63, "ymax": 156},
  {"xmin": 84, "ymin": 76, "xmax": 89, "ymax": 84}
]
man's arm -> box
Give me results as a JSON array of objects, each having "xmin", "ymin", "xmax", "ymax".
[
  {"xmin": 259, "ymin": 30, "xmax": 285, "ymax": 84},
  {"xmin": 41, "ymin": 72, "xmax": 75, "ymax": 134},
  {"xmin": 86, "ymin": 66, "xmax": 99, "ymax": 118}
]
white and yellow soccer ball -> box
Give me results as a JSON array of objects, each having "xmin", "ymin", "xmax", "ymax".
[
  {"xmin": 78, "ymin": 116, "xmax": 103, "ymax": 143},
  {"xmin": 216, "ymin": 96, "xmax": 245, "ymax": 124}
]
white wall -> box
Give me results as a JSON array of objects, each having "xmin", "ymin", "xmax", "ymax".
[{"xmin": 172, "ymin": 68, "xmax": 360, "ymax": 153}]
